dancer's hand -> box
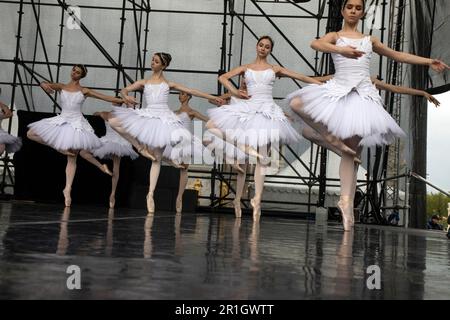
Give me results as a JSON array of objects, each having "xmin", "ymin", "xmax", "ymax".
[
  {"xmin": 235, "ymin": 89, "xmax": 250, "ymax": 100},
  {"xmin": 40, "ymin": 82, "xmax": 54, "ymax": 94},
  {"xmin": 212, "ymin": 97, "xmax": 226, "ymax": 105},
  {"xmin": 424, "ymin": 92, "xmax": 440, "ymax": 107},
  {"xmin": 338, "ymin": 46, "xmax": 365, "ymax": 59},
  {"xmin": 430, "ymin": 59, "xmax": 449, "ymax": 73},
  {"xmin": 123, "ymin": 95, "xmax": 139, "ymax": 107}
]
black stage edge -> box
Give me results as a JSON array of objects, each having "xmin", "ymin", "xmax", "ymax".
[{"xmin": 13, "ymin": 110, "xmax": 198, "ymax": 212}]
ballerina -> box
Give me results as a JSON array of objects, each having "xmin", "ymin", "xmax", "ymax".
[
  {"xmin": 108, "ymin": 52, "xmax": 224, "ymax": 214},
  {"xmin": 171, "ymin": 92, "xmax": 247, "ymax": 214},
  {"xmin": 0, "ymin": 96, "xmax": 22, "ymax": 155},
  {"xmin": 287, "ymin": 0, "xmax": 448, "ymax": 230},
  {"xmin": 86, "ymin": 103, "xmax": 139, "ymax": 208},
  {"xmin": 206, "ymin": 35, "xmax": 323, "ymax": 221},
  {"xmin": 27, "ymin": 64, "xmax": 122, "ymax": 207}
]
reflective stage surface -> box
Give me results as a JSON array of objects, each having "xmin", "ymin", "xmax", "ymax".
[{"xmin": 0, "ymin": 201, "xmax": 449, "ymax": 299}]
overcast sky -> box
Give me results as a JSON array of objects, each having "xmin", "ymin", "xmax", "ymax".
[{"xmin": 427, "ymin": 91, "xmax": 450, "ymax": 194}]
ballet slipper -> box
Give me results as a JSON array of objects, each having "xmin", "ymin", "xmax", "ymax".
[
  {"xmin": 239, "ymin": 144, "xmax": 265, "ymax": 161},
  {"xmin": 146, "ymin": 193, "xmax": 155, "ymax": 213},
  {"xmin": 63, "ymin": 188, "xmax": 72, "ymax": 207},
  {"xmin": 337, "ymin": 195, "xmax": 354, "ymax": 231},
  {"xmin": 250, "ymin": 198, "xmax": 261, "ymax": 221},
  {"xmin": 231, "ymin": 163, "xmax": 245, "ymax": 175}
]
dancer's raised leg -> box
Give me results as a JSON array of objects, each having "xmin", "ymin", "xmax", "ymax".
[
  {"xmin": 108, "ymin": 117, "xmax": 156, "ymax": 161},
  {"xmin": 79, "ymin": 150, "xmax": 112, "ymax": 176}
]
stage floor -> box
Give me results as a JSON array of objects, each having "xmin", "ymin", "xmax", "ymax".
[{"xmin": 0, "ymin": 201, "xmax": 448, "ymax": 300}]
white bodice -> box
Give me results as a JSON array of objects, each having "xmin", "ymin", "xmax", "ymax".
[
  {"xmin": 324, "ymin": 36, "xmax": 381, "ymax": 102},
  {"xmin": 59, "ymin": 90, "xmax": 86, "ymax": 118},
  {"xmin": 177, "ymin": 112, "xmax": 193, "ymax": 132},
  {"xmin": 143, "ymin": 82, "xmax": 170, "ymax": 110},
  {"xmin": 244, "ymin": 68, "xmax": 275, "ymax": 102}
]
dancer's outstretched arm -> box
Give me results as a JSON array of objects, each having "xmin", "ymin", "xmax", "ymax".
[
  {"xmin": 372, "ymin": 78, "xmax": 441, "ymax": 107},
  {"xmin": 169, "ymin": 82, "xmax": 224, "ymax": 105},
  {"xmin": 371, "ymin": 36, "xmax": 449, "ymax": 72},
  {"xmin": 273, "ymin": 66, "xmax": 322, "ymax": 85},
  {"xmin": 40, "ymin": 82, "xmax": 65, "ymax": 94},
  {"xmin": 120, "ymin": 80, "xmax": 146, "ymax": 107},
  {"xmin": 0, "ymin": 101, "xmax": 12, "ymax": 119},
  {"xmin": 189, "ymin": 109, "xmax": 209, "ymax": 122},
  {"xmin": 82, "ymin": 88, "xmax": 123, "ymax": 105}
]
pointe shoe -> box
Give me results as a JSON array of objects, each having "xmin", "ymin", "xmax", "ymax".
[
  {"xmin": 326, "ymin": 136, "xmax": 356, "ymax": 158},
  {"xmin": 337, "ymin": 195, "xmax": 354, "ymax": 231},
  {"xmin": 146, "ymin": 193, "xmax": 155, "ymax": 213},
  {"xmin": 109, "ymin": 194, "xmax": 115, "ymax": 208},
  {"xmin": 138, "ymin": 146, "xmax": 156, "ymax": 161},
  {"xmin": 63, "ymin": 188, "xmax": 72, "ymax": 207},
  {"xmin": 102, "ymin": 164, "xmax": 113, "ymax": 176},
  {"xmin": 250, "ymin": 198, "xmax": 261, "ymax": 221},
  {"xmin": 233, "ymin": 199, "xmax": 242, "ymax": 218},
  {"xmin": 176, "ymin": 197, "xmax": 182, "ymax": 213}
]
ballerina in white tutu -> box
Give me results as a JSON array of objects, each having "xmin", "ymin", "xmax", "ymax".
[
  {"xmin": 84, "ymin": 104, "xmax": 139, "ymax": 209},
  {"xmin": 108, "ymin": 52, "xmax": 224, "ymax": 214},
  {"xmin": 206, "ymin": 35, "xmax": 322, "ymax": 221},
  {"xmin": 170, "ymin": 92, "xmax": 247, "ymax": 214},
  {"xmin": 27, "ymin": 64, "xmax": 123, "ymax": 207},
  {"xmin": 297, "ymin": 74, "xmax": 441, "ymax": 158},
  {"xmin": 287, "ymin": 0, "xmax": 449, "ymax": 231},
  {"xmin": 0, "ymin": 97, "xmax": 22, "ymax": 155}
]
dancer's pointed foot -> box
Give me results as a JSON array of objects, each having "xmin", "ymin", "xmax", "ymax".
[
  {"xmin": 109, "ymin": 194, "xmax": 115, "ymax": 208},
  {"xmin": 233, "ymin": 199, "xmax": 242, "ymax": 218},
  {"xmin": 63, "ymin": 188, "xmax": 72, "ymax": 207},
  {"xmin": 325, "ymin": 135, "xmax": 357, "ymax": 158},
  {"xmin": 250, "ymin": 198, "xmax": 261, "ymax": 221},
  {"xmin": 240, "ymin": 145, "xmax": 265, "ymax": 161},
  {"xmin": 102, "ymin": 164, "xmax": 113, "ymax": 176},
  {"xmin": 231, "ymin": 163, "xmax": 245, "ymax": 175},
  {"xmin": 354, "ymin": 156, "xmax": 362, "ymax": 165},
  {"xmin": 59, "ymin": 149, "xmax": 76, "ymax": 157},
  {"xmin": 138, "ymin": 145, "xmax": 156, "ymax": 161},
  {"xmin": 337, "ymin": 195, "xmax": 354, "ymax": 231},
  {"xmin": 146, "ymin": 193, "xmax": 155, "ymax": 213},
  {"xmin": 176, "ymin": 197, "xmax": 182, "ymax": 213}
]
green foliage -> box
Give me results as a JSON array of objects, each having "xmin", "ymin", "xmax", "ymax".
[{"xmin": 427, "ymin": 193, "xmax": 450, "ymax": 229}]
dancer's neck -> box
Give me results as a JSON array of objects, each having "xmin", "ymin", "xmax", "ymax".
[
  {"xmin": 253, "ymin": 56, "xmax": 269, "ymax": 65},
  {"xmin": 151, "ymin": 70, "xmax": 164, "ymax": 81},
  {"xmin": 341, "ymin": 22, "xmax": 360, "ymax": 34}
]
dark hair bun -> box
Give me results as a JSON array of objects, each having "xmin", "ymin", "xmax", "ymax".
[{"xmin": 157, "ymin": 52, "xmax": 172, "ymax": 69}]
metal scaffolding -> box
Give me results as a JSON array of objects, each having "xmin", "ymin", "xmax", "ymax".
[{"xmin": 0, "ymin": 0, "xmax": 415, "ymax": 226}]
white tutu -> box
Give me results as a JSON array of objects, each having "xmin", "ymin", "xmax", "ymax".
[
  {"xmin": 208, "ymin": 69, "xmax": 301, "ymax": 149},
  {"xmin": 112, "ymin": 83, "xmax": 198, "ymax": 163},
  {"xmin": 0, "ymin": 128, "xmax": 22, "ymax": 153},
  {"xmin": 27, "ymin": 90, "xmax": 102, "ymax": 151},
  {"xmin": 92, "ymin": 121, "xmax": 138, "ymax": 160},
  {"xmin": 287, "ymin": 36, "xmax": 405, "ymax": 147}
]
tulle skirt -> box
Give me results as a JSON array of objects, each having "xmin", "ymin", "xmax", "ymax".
[
  {"xmin": 27, "ymin": 114, "xmax": 102, "ymax": 151},
  {"xmin": 112, "ymin": 106, "xmax": 198, "ymax": 162},
  {"xmin": 287, "ymin": 84, "xmax": 406, "ymax": 146},
  {"xmin": 207, "ymin": 98, "xmax": 301, "ymax": 149},
  {"xmin": 93, "ymin": 131, "xmax": 138, "ymax": 160},
  {"xmin": 0, "ymin": 128, "xmax": 22, "ymax": 153}
]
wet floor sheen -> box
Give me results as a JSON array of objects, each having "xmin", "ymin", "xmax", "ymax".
[{"xmin": 0, "ymin": 201, "xmax": 449, "ymax": 299}]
